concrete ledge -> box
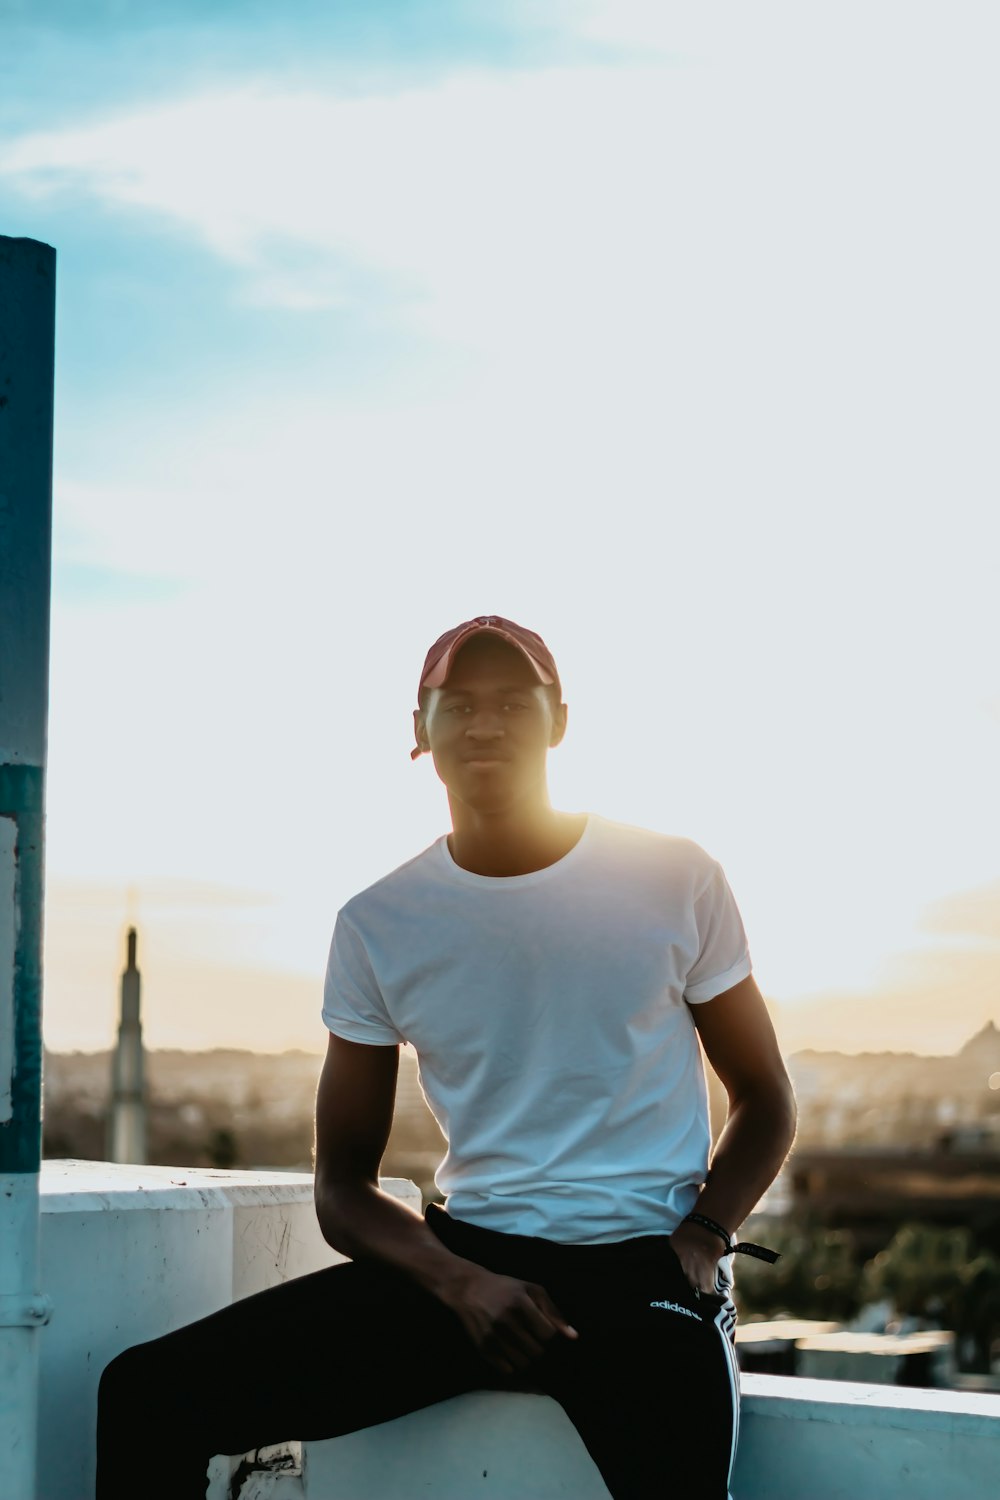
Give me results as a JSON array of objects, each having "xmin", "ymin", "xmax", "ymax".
[
  {"xmin": 295, "ymin": 1375, "xmax": 1000, "ymax": 1500},
  {"xmin": 297, "ymin": 1375, "xmax": 1000, "ymax": 1500},
  {"xmin": 303, "ymin": 1392, "xmax": 610, "ymax": 1498},
  {"xmin": 31, "ymin": 1164, "xmax": 1000, "ymax": 1500},
  {"xmin": 36, "ymin": 1160, "xmax": 418, "ymax": 1500},
  {"xmin": 734, "ymin": 1374, "xmax": 1000, "ymax": 1499}
]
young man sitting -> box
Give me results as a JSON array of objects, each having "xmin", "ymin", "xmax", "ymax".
[{"xmin": 98, "ymin": 614, "xmax": 796, "ymax": 1500}]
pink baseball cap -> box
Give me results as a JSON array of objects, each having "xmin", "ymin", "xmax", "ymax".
[{"xmin": 418, "ymin": 615, "xmax": 561, "ymax": 695}]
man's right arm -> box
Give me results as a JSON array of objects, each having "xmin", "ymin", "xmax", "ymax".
[{"xmin": 313, "ymin": 1032, "xmax": 576, "ymax": 1373}]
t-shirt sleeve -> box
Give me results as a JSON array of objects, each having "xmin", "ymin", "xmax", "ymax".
[
  {"xmin": 683, "ymin": 859, "xmax": 753, "ymax": 1004},
  {"xmin": 322, "ymin": 911, "xmax": 405, "ymax": 1046}
]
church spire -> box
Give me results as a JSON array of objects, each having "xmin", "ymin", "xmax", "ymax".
[{"xmin": 107, "ymin": 926, "xmax": 148, "ymax": 1163}]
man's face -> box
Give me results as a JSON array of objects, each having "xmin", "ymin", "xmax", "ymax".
[{"xmin": 414, "ymin": 635, "xmax": 567, "ymax": 812}]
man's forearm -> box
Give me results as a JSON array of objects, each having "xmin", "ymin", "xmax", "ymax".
[
  {"xmin": 695, "ymin": 1079, "xmax": 797, "ymax": 1236},
  {"xmin": 315, "ymin": 1177, "xmax": 579, "ymax": 1374},
  {"xmin": 315, "ymin": 1177, "xmax": 471, "ymax": 1300}
]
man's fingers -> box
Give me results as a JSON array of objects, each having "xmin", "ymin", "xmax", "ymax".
[
  {"xmin": 459, "ymin": 1275, "xmax": 579, "ymax": 1373},
  {"xmin": 482, "ymin": 1295, "xmax": 570, "ymax": 1371},
  {"xmin": 484, "ymin": 1324, "xmax": 536, "ymax": 1371},
  {"xmin": 483, "ymin": 1343, "xmax": 515, "ymax": 1375},
  {"xmin": 513, "ymin": 1295, "xmax": 561, "ymax": 1347},
  {"xmin": 527, "ymin": 1284, "xmax": 579, "ymax": 1339},
  {"xmin": 501, "ymin": 1301, "xmax": 556, "ymax": 1361}
]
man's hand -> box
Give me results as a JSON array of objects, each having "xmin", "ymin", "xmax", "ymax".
[
  {"xmin": 668, "ymin": 1219, "xmax": 726, "ymax": 1298},
  {"xmin": 438, "ymin": 1263, "xmax": 578, "ymax": 1374}
]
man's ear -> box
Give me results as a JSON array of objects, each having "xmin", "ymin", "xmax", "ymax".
[
  {"xmin": 548, "ymin": 702, "xmax": 569, "ymax": 749},
  {"xmin": 412, "ymin": 708, "xmax": 431, "ymax": 758}
]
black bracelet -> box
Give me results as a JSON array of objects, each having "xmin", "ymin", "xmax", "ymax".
[
  {"xmin": 684, "ymin": 1212, "xmax": 734, "ymax": 1251},
  {"xmin": 683, "ymin": 1211, "xmax": 781, "ymax": 1265}
]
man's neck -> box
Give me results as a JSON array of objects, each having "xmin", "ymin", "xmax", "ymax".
[{"xmin": 446, "ymin": 801, "xmax": 587, "ymax": 878}]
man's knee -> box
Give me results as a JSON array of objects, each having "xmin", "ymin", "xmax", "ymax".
[{"xmin": 98, "ymin": 1341, "xmax": 163, "ymax": 1420}]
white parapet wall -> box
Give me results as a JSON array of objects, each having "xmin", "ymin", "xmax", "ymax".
[
  {"xmin": 35, "ymin": 1160, "xmax": 419, "ymax": 1500},
  {"xmin": 301, "ymin": 1390, "xmax": 612, "ymax": 1498},
  {"xmin": 734, "ymin": 1374, "xmax": 1000, "ymax": 1500},
  {"xmin": 297, "ymin": 1376, "xmax": 1000, "ymax": 1500},
  {"xmin": 32, "ymin": 1162, "xmax": 1000, "ymax": 1500}
]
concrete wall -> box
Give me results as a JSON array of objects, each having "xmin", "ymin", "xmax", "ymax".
[
  {"xmin": 297, "ymin": 1378, "xmax": 1000, "ymax": 1500},
  {"xmin": 302, "ymin": 1391, "xmax": 610, "ymax": 1498},
  {"xmin": 36, "ymin": 1160, "xmax": 418, "ymax": 1500},
  {"xmin": 735, "ymin": 1374, "xmax": 1000, "ymax": 1500},
  {"xmin": 32, "ymin": 1162, "xmax": 1000, "ymax": 1500}
]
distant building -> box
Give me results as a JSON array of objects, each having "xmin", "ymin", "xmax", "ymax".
[
  {"xmin": 788, "ymin": 1021, "xmax": 1000, "ymax": 1152},
  {"xmin": 788, "ymin": 1142, "xmax": 1000, "ymax": 1256},
  {"xmin": 107, "ymin": 927, "xmax": 148, "ymax": 1163}
]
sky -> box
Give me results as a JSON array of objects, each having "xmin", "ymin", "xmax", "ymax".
[{"xmin": 1, "ymin": 1, "xmax": 998, "ymax": 1058}]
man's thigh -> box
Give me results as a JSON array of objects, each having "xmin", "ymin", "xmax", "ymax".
[
  {"xmin": 538, "ymin": 1262, "xmax": 740, "ymax": 1500},
  {"xmin": 101, "ymin": 1256, "xmax": 490, "ymax": 1459}
]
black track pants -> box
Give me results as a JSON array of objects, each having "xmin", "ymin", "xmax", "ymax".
[{"xmin": 97, "ymin": 1206, "xmax": 740, "ymax": 1500}]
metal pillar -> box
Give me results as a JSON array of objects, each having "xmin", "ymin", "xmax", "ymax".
[{"xmin": 0, "ymin": 235, "xmax": 56, "ymax": 1500}]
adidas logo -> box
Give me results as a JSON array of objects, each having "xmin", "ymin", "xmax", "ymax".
[{"xmin": 649, "ymin": 1299, "xmax": 700, "ymax": 1320}]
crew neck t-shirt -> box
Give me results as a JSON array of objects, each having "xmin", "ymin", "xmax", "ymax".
[{"xmin": 322, "ymin": 814, "xmax": 752, "ymax": 1244}]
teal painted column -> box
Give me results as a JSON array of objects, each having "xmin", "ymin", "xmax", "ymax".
[{"xmin": 0, "ymin": 235, "xmax": 56, "ymax": 1500}]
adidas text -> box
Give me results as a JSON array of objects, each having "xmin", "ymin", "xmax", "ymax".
[{"xmin": 649, "ymin": 1299, "xmax": 700, "ymax": 1320}]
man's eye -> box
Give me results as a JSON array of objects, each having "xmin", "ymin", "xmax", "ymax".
[
  {"xmin": 445, "ymin": 703, "xmax": 470, "ymax": 714},
  {"xmin": 503, "ymin": 701, "xmax": 528, "ymax": 712}
]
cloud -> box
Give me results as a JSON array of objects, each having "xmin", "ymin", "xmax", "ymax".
[
  {"xmin": 4, "ymin": 17, "xmax": 996, "ymax": 391},
  {"xmin": 53, "ymin": 560, "xmax": 188, "ymax": 606},
  {"xmin": 0, "ymin": 59, "xmax": 849, "ymax": 364},
  {"xmin": 919, "ymin": 881, "xmax": 1000, "ymax": 943},
  {"xmin": 1, "ymin": 72, "xmax": 688, "ymax": 349},
  {"xmin": 776, "ymin": 943, "xmax": 1000, "ymax": 1059},
  {"xmin": 775, "ymin": 874, "xmax": 1000, "ymax": 1055},
  {"xmin": 47, "ymin": 875, "xmax": 276, "ymax": 913}
]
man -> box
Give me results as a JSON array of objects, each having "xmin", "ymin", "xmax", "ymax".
[{"xmin": 98, "ymin": 615, "xmax": 796, "ymax": 1500}]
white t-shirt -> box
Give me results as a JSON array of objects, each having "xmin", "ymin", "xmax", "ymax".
[{"xmin": 322, "ymin": 814, "xmax": 752, "ymax": 1244}]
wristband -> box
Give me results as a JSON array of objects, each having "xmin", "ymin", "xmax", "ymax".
[{"xmin": 683, "ymin": 1211, "xmax": 780, "ymax": 1265}]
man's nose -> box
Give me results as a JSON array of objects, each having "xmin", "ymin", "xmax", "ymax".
[{"xmin": 466, "ymin": 713, "xmax": 504, "ymax": 739}]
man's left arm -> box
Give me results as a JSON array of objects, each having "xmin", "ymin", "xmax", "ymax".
[{"xmin": 671, "ymin": 974, "xmax": 797, "ymax": 1295}]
